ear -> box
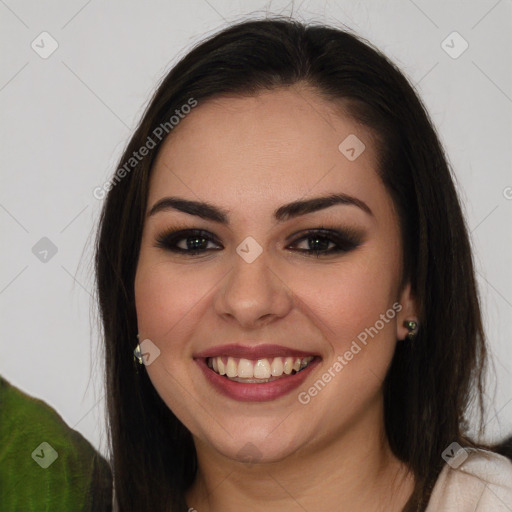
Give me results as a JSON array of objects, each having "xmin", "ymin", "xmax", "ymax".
[{"xmin": 396, "ymin": 282, "xmax": 419, "ymax": 341}]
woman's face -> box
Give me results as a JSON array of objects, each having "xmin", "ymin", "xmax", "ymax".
[{"xmin": 134, "ymin": 86, "xmax": 416, "ymax": 463}]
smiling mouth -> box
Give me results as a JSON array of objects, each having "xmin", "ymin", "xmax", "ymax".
[{"xmin": 206, "ymin": 356, "xmax": 316, "ymax": 383}]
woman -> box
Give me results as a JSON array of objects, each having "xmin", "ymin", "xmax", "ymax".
[{"xmin": 95, "ymin": 18, "xmax": 512, "ymax": 511}]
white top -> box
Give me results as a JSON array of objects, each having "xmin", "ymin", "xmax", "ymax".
[{"xmin": 426, "ymin": 448, "xmax": 512, "ymax": 511}]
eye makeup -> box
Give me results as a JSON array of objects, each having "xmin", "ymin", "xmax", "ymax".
[{"xmin": 153, "ymin": 223, "xmax": 365, "ymax": 258}]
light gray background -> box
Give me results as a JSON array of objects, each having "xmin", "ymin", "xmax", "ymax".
[{"xmin": 1, "ymin": 0, "xmax": 511, "ymax": 458}]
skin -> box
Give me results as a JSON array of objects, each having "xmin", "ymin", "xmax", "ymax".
[{"xmin": 134, "ymin": 85, "xmax": 419, "ymax": 512}]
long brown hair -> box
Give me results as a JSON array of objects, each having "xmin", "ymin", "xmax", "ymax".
[{"xmin": 95, "ymin": 18, "xmax": 490, "ymax": 511}]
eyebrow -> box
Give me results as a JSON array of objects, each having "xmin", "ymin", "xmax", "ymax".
[{"xmin": 148, "ymin": 193, "xmax": 373, "ymax": 223}]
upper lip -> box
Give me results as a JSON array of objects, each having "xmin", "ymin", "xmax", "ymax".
[{"xmin": 194, "ymin": 344, "xmax": 318, "ymax": 360}]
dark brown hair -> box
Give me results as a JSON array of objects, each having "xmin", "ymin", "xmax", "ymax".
[{"xmin": 95, "ymin": 18, "xmax": 491, "ymax": 511}]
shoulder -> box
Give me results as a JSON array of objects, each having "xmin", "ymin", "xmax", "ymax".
[
  {"xmin": 0, "ymin": 375, "xmax": 112, "ymax": 511},
  {"xmin": 426, "ymin": 447, "xmax": 512, "ymax": 511}
]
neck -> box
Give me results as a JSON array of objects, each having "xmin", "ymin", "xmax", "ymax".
[{"xmin": 185, "ymin": 398, "xmax": 415, "ymax": 512}]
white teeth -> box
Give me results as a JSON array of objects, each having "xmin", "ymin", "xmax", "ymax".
[
  {"xmin": 208, "ymin": 355, "xmax": 315, "ymax": 380},
  {"xmin": 238, "ymin": 358, "xmax": 254, "ymax": 378},
  {"xmin": 226, "ymin": 357, "xmax": 237, "ymax": 378},
  {"xmin": 217, "ymin": 358, "xmax": 226, "ymax": 375},
  {"xmin": 270, "ymin": 357, "xmax": 283, "ymax": 376},
  {"xmin": 283, "ymin": 357, "xmax": 293, "ymax": 375},
  {"xmin": 253, "ymin": 359, "xmax": 271, "ymax": 379}
]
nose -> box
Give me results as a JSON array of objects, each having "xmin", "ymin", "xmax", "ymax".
[{"xmin": 214, "ymin": 245, "xmax": 294, "ymax": 329}]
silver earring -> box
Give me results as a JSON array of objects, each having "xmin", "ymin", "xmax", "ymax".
[
  {"xmin": 134, "ymin": 334, "xmax": 143, "ymax": 365},
  {"xmin": 403, "ymin": 320, "xmax": 418, "ymax": 340}
]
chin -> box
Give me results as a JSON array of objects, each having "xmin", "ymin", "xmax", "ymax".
[{"xmin": 196, "ymin": 419, "xmax": 310, "ymax": 465}]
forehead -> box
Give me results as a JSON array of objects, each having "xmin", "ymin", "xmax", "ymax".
[{"xmin": 148, "ymin": 87, "xmax": 390, "ymax": 224}]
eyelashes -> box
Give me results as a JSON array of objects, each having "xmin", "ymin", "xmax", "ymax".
[
  {"xmin": 155, "ymin": 228, "xmax": 221, "ymax": 254},
  {"xmin": 154, "ymin": 225, "xmax": 364, "ymax": 258}
]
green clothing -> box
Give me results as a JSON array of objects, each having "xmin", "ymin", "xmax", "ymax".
[{"xmin": 0, "ymin": 375, "xmax": 112, "ymax": 511}]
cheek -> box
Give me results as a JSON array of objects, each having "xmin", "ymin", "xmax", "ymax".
[
  {"xmin": 134, "ymin": 259, "xmax": 209, "ymax": 426},
  {"xmin": 292, "ymin": 252, "xmax": 399, "ymax": 340},
  {"xmin": 134, "ymin": 259, "xmax": 206, "ymax": 343},
  {"xmin": 291, "ymin": 261, "xmax": 401, "ymax": 420}
]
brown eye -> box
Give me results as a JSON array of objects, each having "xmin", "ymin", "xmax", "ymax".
[
  {"xmin": 155, "ymin": 229, "xmax": 222, "ymax": 255},
  {"xmin": 287, "ymin": 228, "xmax": 363, "ymax": 257}
]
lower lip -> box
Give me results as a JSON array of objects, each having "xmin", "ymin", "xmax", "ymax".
[{"xmin": 196, "ymin": 358, "xmax": 320, "ymax": 402}]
